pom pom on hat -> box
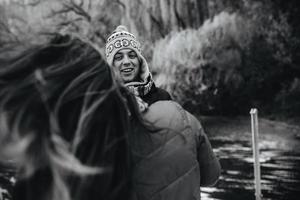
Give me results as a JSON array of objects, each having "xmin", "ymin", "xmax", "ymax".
[{"xmin": 114, "ymin": 25, "xmax": 128, "ymax": 32}]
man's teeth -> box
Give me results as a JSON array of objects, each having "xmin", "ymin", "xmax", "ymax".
[{"xmin": 122, "ymin": 68, "xmax": 133, "ymax": 72}]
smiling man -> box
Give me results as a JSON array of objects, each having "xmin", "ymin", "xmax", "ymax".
[
  {"xmin": 105, "ymin": 25, "xmax": 171, "ymax": 108},
  {"xmin": 113, "ymin": 48, "xmax": 140, "ymax": 83}
]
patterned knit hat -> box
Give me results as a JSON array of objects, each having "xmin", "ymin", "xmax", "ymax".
[{"xmin": 105, "ymin": 25, "xmax": 151, "ymax": 85}]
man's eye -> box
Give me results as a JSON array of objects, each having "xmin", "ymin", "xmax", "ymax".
[
  {"xmin": 129, "ymin": 53, "xmax": 137, "ymax": 59},
  {"xmin": 114, "ymin": 54, "xmax": 123, "ymax": 60}
]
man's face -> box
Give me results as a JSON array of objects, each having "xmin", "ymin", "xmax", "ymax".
[{"xmin": 113, "ymin": 49, "xmax": 140, "ymax": 83}]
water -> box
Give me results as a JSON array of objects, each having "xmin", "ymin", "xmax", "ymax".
[{"xmin": 202, "ymin": 136, "xmax": 300, "ymax": 200}]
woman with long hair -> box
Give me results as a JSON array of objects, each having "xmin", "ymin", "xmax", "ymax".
[{"xmin": 0, "ymin": 34, "xmax": 220, "ymax": 200}]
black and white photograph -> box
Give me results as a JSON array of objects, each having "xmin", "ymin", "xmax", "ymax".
[{"xmin": 0, "ymin": 0, "xmax": 299, "ymax": 200}]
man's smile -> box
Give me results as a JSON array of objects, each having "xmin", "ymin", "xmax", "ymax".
[{"xmin": 121, "ymin": 68, "xmax": 134, "ymax": 73}]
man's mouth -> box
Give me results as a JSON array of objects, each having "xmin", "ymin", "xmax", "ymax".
[{"xmin": 121, "ymin": 68, "xmax": 134, "ymax": 73}]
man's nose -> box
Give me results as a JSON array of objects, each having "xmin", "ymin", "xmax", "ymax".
[{"xmin": 123, "ymin": 55, "xmax": 130, "ymax": 65}]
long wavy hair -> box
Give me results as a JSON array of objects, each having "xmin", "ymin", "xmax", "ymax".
[{"xmin": 0, "ymin": 35, "xmax": 144, "ymax": 200}]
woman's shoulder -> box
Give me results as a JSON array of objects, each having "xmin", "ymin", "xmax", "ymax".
[
  {"xmin": 144, "ymin": 101, "xmax": 203, "ymax": 135},
  {"xmin": 143, "ymin": 101, "xmax": 188, "ymax": 128},
  {"xmin": 147, "ymin": 100, "xmax": 182, "ymax": 115}
]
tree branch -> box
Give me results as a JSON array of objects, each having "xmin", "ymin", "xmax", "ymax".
[
  {"xmin": 135, "ymin": 0, "xmax": 166, "ymax": 37},
  {"xmin": 149, "ymin": 15, "xmax": 166, "ymax": 37},
  {"xmin": 48, "ymin": 0, "xmax": 92, "ymax": 22},
  {"xmin": 64, "ymin": 1, "xmax": 91, "ymax": 21},
  {"xmin": 173, "ymin": 0, "xmax": 186, "ymax": 29}
]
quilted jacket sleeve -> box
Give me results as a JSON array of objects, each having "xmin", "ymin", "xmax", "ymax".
[{"xmin": 187, "ymin": 113, "xmax": 221, "ymax": 186}]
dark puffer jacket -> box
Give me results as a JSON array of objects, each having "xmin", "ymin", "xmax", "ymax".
[
  {"xmin": 142, "ymin": 84, "xmax": 171, "ymax": 105},
  {"xmin": 131, "ymin": 101, "xmax": 221, "ymax": 200}
]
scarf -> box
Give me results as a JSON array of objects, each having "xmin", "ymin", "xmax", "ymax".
[{"xmin": 125, "ymin": 75, "xmax": 154, "ymax": 112}]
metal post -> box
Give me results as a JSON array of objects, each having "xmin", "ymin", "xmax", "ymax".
[{"xmin": 250, "ymin": 108, "xmax": 262, "ymax": 200}]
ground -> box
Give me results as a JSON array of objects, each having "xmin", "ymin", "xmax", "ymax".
[
  {"xmin": 198, "ymin": 116, "xmax": 300, "ymax": 200},
  {"xmin": 200, "ymin": 116, "xmax": 300, "ymax": 152}
]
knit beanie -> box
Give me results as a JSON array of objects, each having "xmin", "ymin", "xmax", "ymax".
[{"xmin": 105, "ymin": 25, "xmax": 151, "ymax": 86}]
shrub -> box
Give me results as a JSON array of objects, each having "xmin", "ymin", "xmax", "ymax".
[
  {"xmin": 152, "ymin": 8, "xmax": 298, "ymax": 116},
  {"xmin": 152, "ymin": 12, "xmax": 251, "ymax": 114}
]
